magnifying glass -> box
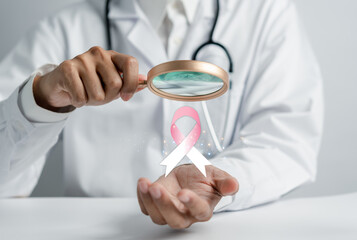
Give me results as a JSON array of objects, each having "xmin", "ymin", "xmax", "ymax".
[{"xmin": 139, "ymin": 60, "xmax": 229, "ymax": 102}]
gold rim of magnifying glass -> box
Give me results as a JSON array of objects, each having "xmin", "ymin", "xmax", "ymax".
[{"xmin": 146, "ymin": 60, "xmax": 229, "ymax": 102}]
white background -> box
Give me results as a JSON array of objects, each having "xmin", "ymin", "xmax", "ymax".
[{"xmin": 0, "ymin": 0, "xmax": 356, "ymax": 198}]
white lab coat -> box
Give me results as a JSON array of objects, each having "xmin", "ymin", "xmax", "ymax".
[{"xmin": 0, "ymin": 0, "xmax": 323, "ymax": 211}]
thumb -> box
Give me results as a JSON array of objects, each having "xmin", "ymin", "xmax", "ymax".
[
  {"xmin": 139, "ymin": 74, "xmax": 147, "ymax": 82},
  {"xmin": 214, "ymin": 175, "xmax": 239, "ymax": 196},
  {"xmin": 136, "ymin": 74, "xmax": 147, "ymax": 93}
]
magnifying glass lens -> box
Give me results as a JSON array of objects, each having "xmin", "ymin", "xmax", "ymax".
[
  {"xmin": 147, "ymin": 60, "xmax": 229, "ymax": 101},
  {"xmin": 152, "ymin": 71, "xmax": 224, "ymax": 97}
]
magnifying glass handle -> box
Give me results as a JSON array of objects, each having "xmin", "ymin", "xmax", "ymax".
[
  {"xmin": 120, "ymin": 72, "xmax": 147, "ymax": 89},
  {"xmin": 136, "ymin": 79, "xmax": 147, "ymax": 92},
  {"xmin": 138, "ymin": 79, "xmax": 147, "ymax": 86}
]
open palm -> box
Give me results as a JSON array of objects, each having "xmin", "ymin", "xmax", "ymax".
[{"xmin": 137, "ymin": 164, "xmax": 239, "ymax": 229}]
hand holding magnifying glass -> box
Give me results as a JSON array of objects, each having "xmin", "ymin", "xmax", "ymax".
[{"xmin": 33, "ymin": 47, "xmax": 228, "ymax": 114}]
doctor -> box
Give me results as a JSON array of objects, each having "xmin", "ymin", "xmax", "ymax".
[{"xmin": 0, "ymin": 0, "xmax": 323, "ymax": 229}]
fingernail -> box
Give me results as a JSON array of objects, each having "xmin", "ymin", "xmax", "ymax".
[
  {"xmin": 196, "ymin": 213, "xmax": 209, "ymax": 221},
  {"xmin": 179, "ymin": 194, "xmax": 190, "ymax": 203},
  {"xmin": 121, "ymin": 93, "xmax": 133, "ymax": 101},
  {"xmin": 139, "ymin": 181, "xmax": 148, "ymax": 194},
  {"xmin": 149, "ymin": 187, "xmax": 161, "ymax": 199}
]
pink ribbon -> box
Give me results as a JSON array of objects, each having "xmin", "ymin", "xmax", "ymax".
[
  {"xmin": 171, "ymin": 106, "xmax": 201, "ymax": 155},
  {"xmin": 161, "ymin": 106, "xmax": 211, "ymax": 177}
]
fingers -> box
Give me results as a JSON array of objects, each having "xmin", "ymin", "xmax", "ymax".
[
  {"xmin": 72, "ymin": 47, "xmax": 143, "ymax": 106},
  {"xmin": 137, "ymin": 178, "xmax": 167, "ymax": 225},
  {"xmin": 110, "ymin": 51, "xmax": 139, "ymax": 101},
  {"xmin": 77, "ymin": 68, "xmax": 106, "ymax": 105},
  {"xmin": 60, "ymin": 60, "xmax": 88, "ymax": 108},
  {"xmin": 139, "ymin": 74, "xmax": 147, "ymax": 82},
  {"xmin": 214, "ymin": 176, "xmax": 239, "ymax": 196},
  {"xmin": 136, "ymin": 74, "xmax": 147, "ymax": 93},
  {"xmin": 137, "ymin": 180, "xmax": 148, "ymax": 215},
  {"xmin": 138, "ymin": 166, "xmax": 238, "ymax": 229},
  {"xmin": 178, "ymin": 189, "xmax": 212, "ymax": 221},
  {"xmin": 96, "ymin": 61, "xmax": 122, "ymax": 101},
  {"xmin": 149, "ymin": 183, "xmax": 191, "ymax": 229},
  {"xmin": 37, "ymin": 46, "xmax": 145, "ymax": 110}
]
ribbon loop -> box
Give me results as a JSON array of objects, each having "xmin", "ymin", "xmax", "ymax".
[{"xmin": 161, "ymin": 106, "xmax": 211, "ymax": 177}]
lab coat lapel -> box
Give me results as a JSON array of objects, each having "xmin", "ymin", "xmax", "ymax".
[
  {"xmin": 175, "ymin": 0, "xmax": 215, "ymax": 61},
  {"xmin": 108, "ymin": 0, "xmax": 167, "ymax": 67},
  {"xmin": 127, "ymin": 20, "xmax": 167, "ymax": 67}
]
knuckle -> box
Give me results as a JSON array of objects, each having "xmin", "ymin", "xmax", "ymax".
[
  {"xmin": 74, "ymin": 54, "xmax": 92, "ymax": 71},
  {"xmin": 124, "ymin": 56, "xmax": 138, "ymax": 69},
  {"xmin": 74, "ymin": 54, "xmax": 86, "ymax": 63},
  {"xmin": 89, "ymin": 46, "xmax": 105, "ymax": 57},
  {"xmin": 60, "ymin": 61, "xmax": 77, "ymax": 83},
  {"xmin": 92, "ymin": 92, "xmax": 105, "ymax": 102},
  {"xmin": 108, "ymin": 78, "xmax": 122, "ymax": 89},
  {"xmin": 60, "ymin": 60, "xmax": 75, "ymax": 74}
]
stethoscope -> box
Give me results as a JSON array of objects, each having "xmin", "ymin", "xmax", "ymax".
[{"xmin": 105, "ymin": 0, "xmax": 233, "ymax": 153}]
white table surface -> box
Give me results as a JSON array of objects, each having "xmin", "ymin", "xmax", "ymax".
[{"xmin": 0, "ymin": 193, "xmax": 356, "ymax": 240}]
